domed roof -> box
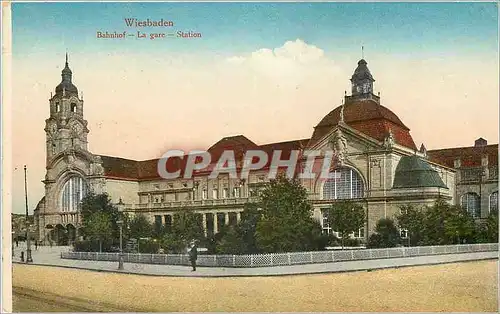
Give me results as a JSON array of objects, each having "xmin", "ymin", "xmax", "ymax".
[
  {"xmin": 393, "ymin": 155, "xmax": 448, "ymax": 189},
  {"xmin": 55, "ymin": 54, "xmax": 78, "ymax": 97},
  {"xmin": 308, "ymin": 99, "xmax": 417, "ymax": 150}
]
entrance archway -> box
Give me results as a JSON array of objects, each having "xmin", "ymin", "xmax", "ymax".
[
  {"xmin": 53, "ymin": 224, "xmax": 67, "ymax": 246},
  {"xmin": 67, "ymin": 224, "xmax": 76, "ymax": 244}
]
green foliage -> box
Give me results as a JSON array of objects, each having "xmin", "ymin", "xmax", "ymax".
[
  {"xmin": 210, "ymin": 204, "xmax": 262, "ymax": 255},
  {"xmin": 422, "ymin": 199, "xmax": 475, "ymax": 245},
  {"xmin": 128, "ymin": 214, "xmax": 153, "ymax": 240},
  {"xmin": 171, "ymin": 210, "xmax": 205, "ymax": 243},
  {"xmin": 159, "ymin": 210, "xmax": 204, "ymax": 253},
  {"xmin": 216, "ymin": 225, "xmax": 246, "ymax": 254},
  {"xmin": 396, "ymin": 205, "xmax": 425, "ymax": 246},
  {"xmin": 234, "ymin": 203, "xmax": 262, "ymax": 254},
  {"xmin": 475, "ymin": 209, "xmax": 499, "ymax": 243},
  {"xmin": 160, "ymin": 233, "xmax": 187, "ymax": 253},
  {"xmin": 254, "ymin": 174, "xmax": 326, "ymax": 253},
  {"xmin": 80, "ymin": 193, "xmax": 125, "ymax": 246},
  {"xmin": 326, "ymin": 200, "xmax": 365, "ymax": 249},
  {"xmin": 396, "ymin": 199, "xmax": 482, "ymax": 246},
  {"xmin": 73, "ymin": 239, "xmax": 116, "ymax": 252},
  {"xmin": 137, "ymin": 239, "xmax": 161, "ymax": 253},
  {"xmin": 343, "ymin": 237, "xmax": 362, "ymax": 247},
  {"xmin": 83, "ymin": 211, "xmax": 113, "ymax": 252},
  {"xmin": 367, "ymin": 218, "xmax": 401, "ymax": 248}
]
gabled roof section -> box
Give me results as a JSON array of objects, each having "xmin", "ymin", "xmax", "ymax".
[
  {"xmin": 206, "ymin": 135, "xmax": 260, "ymax": 163},
  {"xmin": 99, "ymin": 155, "xmax": 139, "ymax": 179},
  {"xmin": 98, "ymin": 136, "xmax": 310, "ymax": 180},
  {"xmin": 427, "ymin": 144, "xmax": 498, "ymax": 168}
]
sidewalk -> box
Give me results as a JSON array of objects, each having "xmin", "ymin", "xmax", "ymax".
[{"xmin": 12, "ymin": 242, "xmax": 498, "ymax": 277}]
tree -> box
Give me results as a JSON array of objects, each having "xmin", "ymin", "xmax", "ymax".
[
  {"xmin": 422, "ymin": 198, "xmax": 476, "ymax": 245},
  {"xmin": 216, "ymin": 225, "xmax": 245, "ymax": 254},
  {"xmin": 160, "ymin": 210, "xmax": 205, "ymax": 253},
  {"xmin": 476, "ymin": 209, "xmax": 499, "ymax": 243},
  {"xmin": 396, "ymin": 205, "xmax": 425, "ymax": 246},
  {"xmin": 80, "ymin": 192, "xmax": 124, "ymax": 246},
  {"xmin": 128, "ymin": 214, "xmax": 153, "ymax": 241},
  {"xmin": 236, "ymin": 203, "xmax": 262, "ymax": 254},
  {"xmin": 84, "ymin": 211, "xmax": 113, "ymax": 252},
  {"xmin": 255, "ymin": 174, "xmax": 324, "ymax": 253},
  {"xmin": 326, "ymin": 200, "xmax": 365, "ymax": 249},
  {"xmin": 367, "ymin": 218, "xmax": 401, "ymax": 248}
]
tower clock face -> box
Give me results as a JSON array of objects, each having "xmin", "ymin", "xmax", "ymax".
[
  {"xmin": 70, "ymin": 122, "xmax": 83, "ymax": 136},
  {"xmin": 48, "ymin": 121, "xmax": 58, "ymax": 135}
]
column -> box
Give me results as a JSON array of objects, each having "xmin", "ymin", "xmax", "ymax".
[
  {"xmin": 202, "ymin": 213, "xmax": 207, "ymax": 237},
  {"xmin": 213, "ymin": 212, "xmax": 218, "ymax": 234},
  {"xmin": 225, "ymin": 212, "xmax": 229, "ymax": 225},
  {"xmin": 237, "ymin": 212, "xmax": 241, "ymax": 223}
]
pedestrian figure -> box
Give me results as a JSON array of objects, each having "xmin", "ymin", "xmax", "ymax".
[
  {"xmin": 15, "ymin": 239, "xmax": 18, "ymax": 247},
  {"xmin": 188, "ymin": 241, "xmax": 198, "ymax": 271},
  {"xmin": 20, "ymin": 251, "xmax": 24, "ymax": 262},
  {"xmin": 35, "ymin": 241, "xmax": 38, "ymax": 250},
  {"xmin": 49, "ymin": 240, "xmax": 53, "ymax": 248}
]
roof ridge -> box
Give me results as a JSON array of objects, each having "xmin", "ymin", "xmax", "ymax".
[{"xmin": 427, "ymin": 144, "xmax": 498, "ymax": 152}]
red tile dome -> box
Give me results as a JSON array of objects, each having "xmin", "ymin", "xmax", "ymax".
[{"xmin": 308, "ymin": 98, "xmax": 417, "ymax": 150}]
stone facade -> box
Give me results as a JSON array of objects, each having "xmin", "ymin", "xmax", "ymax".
[{"xmin": 34, "ymin": 57, "xmax": 496, "ymax": 245}]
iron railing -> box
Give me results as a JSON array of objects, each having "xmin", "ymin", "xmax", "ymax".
[{"xmin": 61, "ymin": 243, "xmax": 498, "ymax": 268}]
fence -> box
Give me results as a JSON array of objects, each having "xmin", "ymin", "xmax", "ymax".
[{"xmin": 60, "ymin": 243, "xmax": 498, "ymax": 268}]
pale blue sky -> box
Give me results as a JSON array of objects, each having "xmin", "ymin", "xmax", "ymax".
[{"xmin": 12, "ymin": 2, "xmax": 498, "ymax": 58}]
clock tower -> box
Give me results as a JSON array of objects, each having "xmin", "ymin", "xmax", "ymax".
[{"xmin": 45, "ymin": 54, "xmax": 89, "ymax": 165}]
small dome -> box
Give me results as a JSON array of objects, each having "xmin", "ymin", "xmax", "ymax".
[
  {"xmin": 351, "ymin": 59, "xmax": 374, "ymax": 82},
  {"xmin": 54, "ymin": 55, "xmax": 78, "ymax": 96},
  {"xmin": 393, "ymin": 155, "xmax": 447, "ymax": 189}
]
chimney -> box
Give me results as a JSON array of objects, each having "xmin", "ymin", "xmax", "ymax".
[{"xmin": 474, "ymin": 138, "xmax": 487, "ymax": 147}]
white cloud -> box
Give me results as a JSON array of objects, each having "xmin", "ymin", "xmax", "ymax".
[{"xmin": 225, "ymin": 39, "xmax": 336, "ymax": 82}]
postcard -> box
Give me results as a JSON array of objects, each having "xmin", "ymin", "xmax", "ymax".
[{"xmin": 3, "ymin": 1, "xmax": 499, "ymax": 313}]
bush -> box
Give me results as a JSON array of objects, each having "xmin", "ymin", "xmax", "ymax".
[
  {"xmin": 343, "ymin": 238, "xmax": 362, "ymax": 247},
  {"xmin": 73, "ymin": 239, "xmax": 115, "ymax": 252},
  {"xmin": 138, "ymin": 239, "xmax": 161, "ymax": 253},
  {"xmin": 367, "ymin": 218, "xmax": 401, "ymax": 248}
]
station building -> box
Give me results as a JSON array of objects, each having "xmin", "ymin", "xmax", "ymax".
[{"xmin": 34, "ymin": 57, "xmax": 498, "ymax": 244}]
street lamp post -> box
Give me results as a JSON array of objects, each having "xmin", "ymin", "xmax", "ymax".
[
  {"xmin": 117, "ymin": 219, "xmax": 124, "ymax": 270},
  {"xmin": 12, "ymin": 231, "xmax": 15, "ymax": 257},
  {"xmin": 24, "ymin": 165, "xmax": 33, "ymax": 263}
]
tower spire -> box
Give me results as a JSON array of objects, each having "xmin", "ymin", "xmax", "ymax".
[
  {"xmin": 362, "ymin": 46, "xmax": 364, "ymax": 59},
  {"xmin": 65, "ymin": 51, "xmax": 68, "ymax": 66}
]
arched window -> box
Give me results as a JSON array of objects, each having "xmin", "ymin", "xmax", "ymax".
[
  {"xmin": 322, "ymin": 167, "xmax": 364, "ymax": 200},
  {"xmin": 71, "ymin": 103, "xmax": 77, "ymax": 112},
  {"xmin": 460, "ymin": 192, "xmax": 480, "ymax": 218},
  {"xmin": 489, "ymin": 191, "xmax": 498, "ymax": 213},
  {"xmin": 60, "ymin": 176, "xmax": 88, "ymax": 212}
]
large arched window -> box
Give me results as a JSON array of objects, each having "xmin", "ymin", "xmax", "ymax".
[
  {"xmin": 322, "ymin": 167, "xmax": 364, "ymax": 200},
  {"xmin": 460, "ymin": 192, "xmax": 480, "ymax": 218},
  {"xmin": 489, "ymin": 191, "xmax": 498, "ymax": 213},
  {"xmin": 61, "ymin": 176, "xmax": 88, "ymax": 212}
]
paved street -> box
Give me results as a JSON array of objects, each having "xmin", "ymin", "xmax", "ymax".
[
  {"xmin": 13, "ymin": 261, "xmax": 499, "ymax": 312},
  {"xmin": 11, "ymin": 241, "xmax": 498, "ymax": 277}
]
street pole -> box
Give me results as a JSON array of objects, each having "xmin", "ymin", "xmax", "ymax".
[
  {"xmin": 118, "ymin": 220, "xmax": 124, "ymax": 270},
  {"xmin": 24, "ymin": 165, "xmax": 33, "ymax": 263}
]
